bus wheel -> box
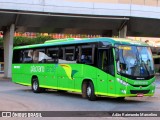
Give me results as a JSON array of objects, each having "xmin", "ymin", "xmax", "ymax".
[
  {"xmin": 86, "ymin": 81, "xmax": 96, "ymax": 101},
  {"xmin": 82, "ymin": 81, "xmax": 87, "ymax": 98},
  {"xmin": 32, "ymin": 78, "xmax": 43, "ymax": 93}
]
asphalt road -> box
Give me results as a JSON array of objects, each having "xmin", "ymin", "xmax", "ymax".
[{"xmin": 0, "ymin": 76, "xmax": 160, "ymax": 120}]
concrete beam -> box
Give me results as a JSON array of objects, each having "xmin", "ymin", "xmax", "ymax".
[
  {"xmin": 119, "ymin": 25, "xmax": 127, "ymax": 38},
  {"xmin": 3, "ymin": 24, "xmax": 15, "ymax": 78}
]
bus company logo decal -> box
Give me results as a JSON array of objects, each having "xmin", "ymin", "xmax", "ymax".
[
  {"xmin": 31, "ymin": 66, "xmax": 45, "ymax": 73},
  {"xmin": 134, "ymin": 81, "xmax": 148, "ymax": 85},
  {"xmin": 60, "ymin": 64, "xmax": 78, "ymax": 80},
  {"xmin": 46, "ymin": 64, "xmax": 58, "ymax": 73},
  {"xmin": 30, "ymin": 64, "xmax": 58, "ymax": 73},
  {"xmin": 14, "ymin": 66, "xmax": 20, "ymax": 69}
]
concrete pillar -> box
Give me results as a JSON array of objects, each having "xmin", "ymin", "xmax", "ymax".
[
  {"xmin": 119, "ymin": 25, "xmax": 127, "ymax": 38},
  {"xmin": 3, "ymin": 24, "xmax": 15, "ymax": 78}
]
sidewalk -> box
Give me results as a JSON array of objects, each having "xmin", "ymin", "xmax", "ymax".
[
  {"xmin": 0, "ymin": 73, "xmax": 11, "ymax": 81},
  {"xmin": 0, "ymin": 73, "xmax": 3, "ymax": 78}
]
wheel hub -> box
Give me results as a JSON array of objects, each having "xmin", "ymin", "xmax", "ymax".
[
  {"xmin": 33, "ymin": 81, "xmax": 38, "ymax": 90},
  {"xmin": 87, "ymin": 86, "xmax": 91, "ymax": 97}
]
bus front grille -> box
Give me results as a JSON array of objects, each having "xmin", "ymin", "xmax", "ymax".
[
  {"xmin": 130, "ymin": 90, "xmax": 150, "ymax": 94},
  {"xmin": 131, "ymin": 85, "xmax": 148, "ymax": 87}
]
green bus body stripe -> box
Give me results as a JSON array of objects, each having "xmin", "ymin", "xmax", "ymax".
[
  {"xmin": 16, "ymin": 82, "xmax": 31, "ymax": 86},
  {"xmin": 15, "ymin": 82, "xmax": 81, "ymax": 93},
  {"xmin": 95, "ymin": 92, "xmax": 154, "ymax": 97},
  {"xmin": 40, "ymin": 85, "xmax": 81, "ymax": 92}
]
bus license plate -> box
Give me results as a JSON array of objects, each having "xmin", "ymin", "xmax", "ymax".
[{"xmin": 137, "ymin": 93, "xmax": 144, "ymax": 97}]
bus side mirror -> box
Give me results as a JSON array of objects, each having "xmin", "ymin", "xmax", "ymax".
[{"xmin": 120, "ymin": 63, "xmax": 127, "ymax": 70}]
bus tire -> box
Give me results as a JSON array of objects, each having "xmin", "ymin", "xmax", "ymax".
[
  {"xmin": 82, "ymin": 81, "xmax": 87, "ymax": 98},
  {"xmin": 116, "ymin": 97, "xmax": 125, "ymax": 101},
  {"xmin": 32, "ymin": 77, "xmax": 43, "ymax": 93},
  {"xmin": 86, "ymin": 81, "xmax": 96, "ymax": 101}
]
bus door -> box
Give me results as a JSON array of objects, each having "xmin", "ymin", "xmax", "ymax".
[{"xmin": 97, "ymin": 48, "xmax": 116, "ymax": 95}]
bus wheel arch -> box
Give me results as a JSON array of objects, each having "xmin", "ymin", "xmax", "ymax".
[{"xmin": 82, "ymin": 79, "xmax": 96, "ymax": 101}]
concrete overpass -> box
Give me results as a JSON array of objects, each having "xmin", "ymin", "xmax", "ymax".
[{"xmin": 1, "ymin": 0, "xmax": 160, "ymax": 77}]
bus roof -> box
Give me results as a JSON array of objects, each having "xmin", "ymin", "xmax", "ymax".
[{"xmin": 13, "ymin": 37, "xmax": 149, "ymax": 50}]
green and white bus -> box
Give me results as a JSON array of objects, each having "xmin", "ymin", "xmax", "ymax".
[{"xmin": 12, "ymin": 37, "xmax": 155, "ymax": 100}]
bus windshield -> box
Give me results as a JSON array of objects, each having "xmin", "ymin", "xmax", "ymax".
[{"xmin": 116, "ymin": 45, "xmax": 154, "ymax": 77}]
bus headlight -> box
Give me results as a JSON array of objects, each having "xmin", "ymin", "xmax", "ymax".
[{"xmin": 117, "ymin": 78, "xmax": 129, "ymax": 86}]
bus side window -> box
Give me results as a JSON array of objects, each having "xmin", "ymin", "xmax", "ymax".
[
  {"xmin": 23, "ymin": 50, "xmax": 33, "ymax": 63},
  {"xmin": 13, "ymin": 50, "xmax": 23, "ymax": 63},
  {"xmin": 98, "ymin": 49, "xmax": 114, "ymax": 76},
  {"xmin": 76, "ymin": 47, "xmax": 80, "ymax": 63},
  {"xmin": 33, "ymin": 48, "xmax": 51, "ymax": 63},
  {"xmin": 104, "ymin": 49, "xmax": 114, "ymax": 76},
  {"xmin": 59, "ymin": 48, "xmax": 64, "ymax": 60},
  {"xmin": 107, "ymin": 49, "xmax": 115, "ymax": 76},
  {"xmin": 65, "ymin": 47, "xmax": 75, "ymax": 62},
  {"xmin": 46, "ymin": 48, "xmax": 59, "ymax": 63},
  {"xmin": 58, "ymin": 47, "xmax": 76, "ymax": 64},
  {"xmin": 80, "ymin": 45, "xmax": 94, "ymax": 64},
  {"xmin": 33, "ymin": 50, "xmax": 39, "ymax": 63}
]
